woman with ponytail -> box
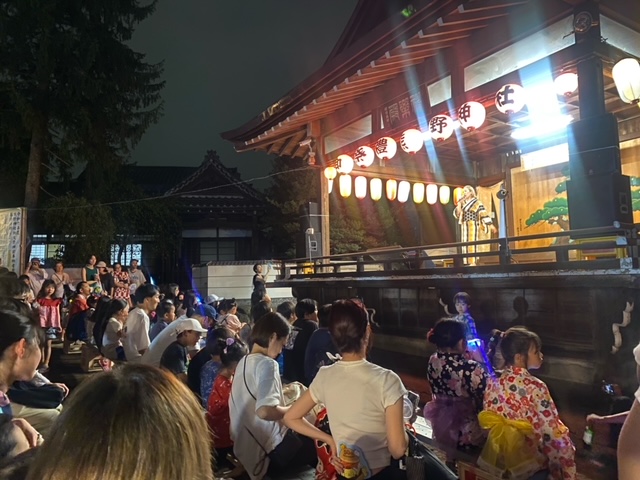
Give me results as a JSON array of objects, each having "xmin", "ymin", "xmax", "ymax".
[
  {"xmin": 423, "ymin": 318, "xmax": 488, "ymax": 468},
  {"xmin": 480, "ymin": 327, "xmax": 575, "ymax": 480}
]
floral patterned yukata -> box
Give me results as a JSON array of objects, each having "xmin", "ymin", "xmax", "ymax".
[
  {"xmin": 483, "ymin": 366, "xmax": 576, "ymax": 480},
  {"xmin": 424, "ymin": 352, "xmax": 487, "ymax": 456}
]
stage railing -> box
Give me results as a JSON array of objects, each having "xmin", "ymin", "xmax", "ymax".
[{"xmin": 275, "ymin": 223, "xmax": 639, "ymax": 280}]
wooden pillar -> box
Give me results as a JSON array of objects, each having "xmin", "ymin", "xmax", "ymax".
[
  {"xmin": 307, "ymin": 120, "xmax": 331, "ymax": 258},
  {"xmin": 320, "ymin": 172, "xmax": 330, "ymax": 258}
]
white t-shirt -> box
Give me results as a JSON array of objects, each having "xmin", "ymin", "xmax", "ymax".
[
  {"xmin": 229, "ymin": 353, "xmax": 287, "ymax": 480},
  {"xmin": 102, "ymin": 318, "xmax": 123, "ymax": 361},
  {"xmin": 122, "ymin": 308, "xmax": 150, "ymax": 363},
  {"xmin": 309, "ymin": 359, "xmax": 407, "ymax": 476},
  {"xmin": 128, "ymin": 269, "xmax": 147, "ymax": 290},
  {"xmin": 142, "ymin": 320, "xmax": 184, "ymax": 367}
]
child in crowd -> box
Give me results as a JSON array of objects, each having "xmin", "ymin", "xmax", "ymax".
[
  {"xmin": 159, "ymin": 318, "xmax": 208, "ymax": 383},
  {"xmin": 100, "ymin": 299, "xmax": 130, "ymax": 362},
  {"xmin": 200, "ymin": 327, "xmax": 234, "ymax": 404},
  {"xmin": 217, "ymin": 298, "xmax": 245, "ymax": 335},
  {"xmin": 480, "ymin": 327, "xmax": 576, "ymax": 480},
  {"xmin": 424, "ymin": 318, "xmax": 487, "ymax": 468},
  {"xmin": 66, "ymin": 282, "xmax": 92, "ymax": 342},
  {"xmin": 452, "ymin": 292, "xmax": 479, "ymax": 341},
  {"xmin": 207, "ymin": 337, "xmax": 248, "ymax": 473},
  {"xmin": 37, "ymin": 279, "xmax": 63, "ymax": 372},
  {"xmin": 150, "ymin": 300, "xmax": 176, "ymax": 342}
]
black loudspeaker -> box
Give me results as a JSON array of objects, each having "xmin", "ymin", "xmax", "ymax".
[
  {"xmin": 297, "ymin": 202, "xmax": 322, "ymax": 259},
  {"xmin": 566, "ymin": 174, "xmax": 632, "ymax": 233},
  {"xmin": 568, "ymin": 113, "xmax": 621, "ymax": 177}
]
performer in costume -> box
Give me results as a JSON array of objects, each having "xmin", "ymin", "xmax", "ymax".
[{"xmin": 453, "ymin": 185, "xmax": 497, "ymax": 265}]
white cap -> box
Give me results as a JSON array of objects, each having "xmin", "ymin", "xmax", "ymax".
[
  {"xmin": 205, "ymin": 294, "xmax": 220, "ymax": 305},
  {"xmin": 174, "ymin": 318, "xmax": 207, "ymax": 335}
]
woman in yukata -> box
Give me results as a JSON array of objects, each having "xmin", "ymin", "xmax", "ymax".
[
  {"xmin": 423, "ymin": 318, "xmax": 488, "ymax": 469},
  {"xmin": 480, "ymin": 327, "xmax": 576, "ymax": 480}
]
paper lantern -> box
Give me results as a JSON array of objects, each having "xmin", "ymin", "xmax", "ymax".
[
  {"xmin": 323, "ymin": 166, "xmax": 337, "ymax": 180},
  {"xmin": 495, "ymin": 84, "xmax": 526, "ymax": 114},
  {"xmin": 429, "ymin": 115, "xmax": 454, "ymax": 142},
  {"xmin": 323, "ymin": 166, "xmax": 337, "ymax": 194},
  {"xmin": 353, "ymin": 145, "xmax": 375, "ymax": 167},
  {"xmin": 398, "ymin": 181, "xmax": 410, "ymax": 203},
  {"xmin": 612, "ymin": 58, "xmax": 640, "ymax": 104},
  {"xmin": 336, "ymin": 154, "xmax": 354, "ymax": 174},
  {"xmin": 439, "ymin": 185, "xmax": 451, "ymax": 204},
  {"xmin": 374, "ymin": 137, "xmax": 398, "ymax": 160},
  {"xmin": 426, "ymin": 184, "xmax": 438, "ymax": 205},
  {"xmin": 457, "ymin": 102, "xmax": 486, "ymax": 131},
  {"xmin": 453, "ymin": 187, "xmax": 465, "ymax": 204},
  {"xmin": 370, "ymin": 178, "xmax": 382, "ymax": 201},
  {"xmin": 554, "ymin": 72, "xmax": 578, "ymax": 96},
  {"xmin": 354, "ymin": 176, "xmax": 367, "ymax": 199},
  {"xmin": 400, "ymin": 129, "xmax": 424, "ymax": 154},
  {"xmin": 413, "ymin": 183, "xmax": 425, "ymax": 203},
  {"xmin": 386, "ymin": 179, "xmax": 397, "ymax": 201},
  {"xmin": 339, "ymin": 174, "xmax": 352, "ymax": 197}
]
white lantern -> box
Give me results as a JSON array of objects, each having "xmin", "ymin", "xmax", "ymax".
[
  {"xmin": 398, "ymin": 181, "xmax": 410, "ymax": 203},
  {"xmin": 612, "ymin": 58, "xmax": 640, "ymax": 104},
  {"xmin": 336, "ymin": 154, "xmax": 354, "ymax": 174},
  {"xmin": 353, "ymin": 145, "xmax": 375, "ymax": 167},
  {"xmin": 429, "ymin": 114, "xmax": 454, "ymax": 142},
  {"xmin": 413, "ymin": 183, "xmax": 425, "ymax": 204},
  {"xmin": 374, "ymin": 137, "xmax": 398, "ymax": 160},
  {"xmin": 453, "ymin": 187, "xmax": 465, "ymax": 205},
  {"xmin": 495, "ymin": 84, "xmax": 526, "ymax": 114},
  {"xmin": 554, "ymin": 72, "xmax": 578, "ymax": 96},
  {"xmin": 457, "ymin": 102, "xmax": 486, "ymax": 131},
  {"xmin": 400, "ymin": 129, "xmax": 424, "ymax": 154},
  {"xmin": 339, "ymin": 174, "xmax": 351, "ymax": 198},
  {"xmin": 426, "ymin": 184, "xmax": 438, "ymax": 204},
  {"xmin": 323, "ymin": 166, "xmax": 337, "ymax": 194},
  {"xmin": 323, "ymin": 166, "xmax": 337, "ymax": 180},
  {"xmin": 354, "ymin": 176, "xmax": 367, "ymax": 199},
  {"xmin": 370, "ymin": 178, "xmax": 382, "ymax": 201},
  {"xmin": 439, "ymin": 185, "xmax": 451, "ymax": 204},
  {"xmin": 386, "ymin": 179, "xmax": 397, "ymax": 201}
]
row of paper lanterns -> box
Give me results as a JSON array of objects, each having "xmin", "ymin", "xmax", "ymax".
[
  {"xmin": 322, "ymin": 82, "xmax": 532, "ymax": 176},
  {"xmin": 322, "ymin": 75, "xmax": 586, "ymax": 177},
  {"xmin": 333, "ymin": 175, "xmax": 464, "ymax": 204}
]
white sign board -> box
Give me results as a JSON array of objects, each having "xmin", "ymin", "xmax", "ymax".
[{"xmin": 0, "ymin": 208, "xmax": 26, "ymax": 274}]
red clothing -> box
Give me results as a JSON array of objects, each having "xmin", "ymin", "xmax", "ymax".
[
  {"xmin": 112, "ymin": 270, "xmax": 130, "ymax": 300},
  {"xmin": 207, "ymin": 374, "xmax": 233, "ymax": 448},
  {"xmin": 37, "ymin": 297, "xmax": 62, "ymax": 329},
  {"xmin": 69, "ymin": 294, "xmax": 89, "ymax": 318}
]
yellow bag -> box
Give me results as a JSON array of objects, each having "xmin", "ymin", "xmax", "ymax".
[{"xmin": 477, "ymin": 411, "xmax": 540, "ymax": 479}]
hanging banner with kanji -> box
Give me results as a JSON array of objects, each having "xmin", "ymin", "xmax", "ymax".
[{"xmin": 0, "ymin": 208, "xmax": 27, "ymax": 274}]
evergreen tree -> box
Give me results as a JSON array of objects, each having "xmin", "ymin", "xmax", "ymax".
[
  {"xmin": 263, "ymin": 157, "xmax": 318, "ymax": 257},
  {"xmin": 0, "ymin": 1, "xmax": 164, "ymax": 209}
]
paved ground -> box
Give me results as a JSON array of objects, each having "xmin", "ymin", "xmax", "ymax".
[{"xmin": 49, "ymin": 344, "xmax": 617, "ymax": 479}]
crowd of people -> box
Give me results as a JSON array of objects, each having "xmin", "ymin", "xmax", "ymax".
[{"xmin": 1, "ymin": 259, "xmax": 640, "ymax": 480}]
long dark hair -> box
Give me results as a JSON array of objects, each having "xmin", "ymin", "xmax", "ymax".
[
  {"xmin": 37, "ymin": 279, "xmax": 57, "ymax": 299},
  {"xmin": 94, "ymin": 299, "xmax": 129, "ymax": 349},
  {"xmin": 0, "ymin": 310, "xmax": 42, "ymax": 358}
]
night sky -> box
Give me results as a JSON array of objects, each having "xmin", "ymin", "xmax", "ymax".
[{"xmin": 129, "ymin": 1, "xmax": 358, "ymax": 189}]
